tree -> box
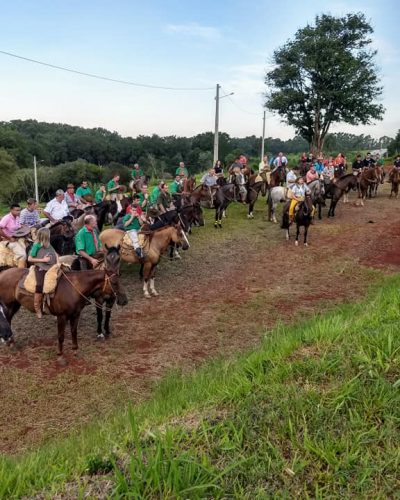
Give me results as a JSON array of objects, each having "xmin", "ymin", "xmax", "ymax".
[
  {"xmin": 388, "ymin": 130, "xmax": 400, "ymax": 156},
  {"xmin": 0, "ymin": 148, "xmax": 19, "ymax": 202},
  {"xmin": 265, "ymin": 13, "xmax": 385, "ymax": 154}
]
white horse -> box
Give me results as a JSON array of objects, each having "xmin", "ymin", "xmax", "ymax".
[{"xmin": 267, "ymin": 187, "xmax": 287, "ymax": 223}]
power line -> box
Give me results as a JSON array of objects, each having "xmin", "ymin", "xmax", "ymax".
[
  {"xmin": 0, "ymin": 49, "xmax": 214, "ymax": 91},
  {"xmin": 221, "ymin": 87, "xmax": 263, "ymax": 116}
]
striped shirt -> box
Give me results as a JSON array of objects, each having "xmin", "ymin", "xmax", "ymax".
[{"xmin": 20, "ymin": 208, "xmax": 40, "ymax": 227}]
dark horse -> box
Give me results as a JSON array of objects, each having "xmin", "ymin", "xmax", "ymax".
[
  {"xmin": 323, "ymin": 174, "xmax": 358, "ymax": 217},
  {"xmin": 281, "ymin": 193, "xmax": 314, "ymax": 246},
  {"xmin": 270, "ymin": 166, "xmax": 287, "ymax": 187},
  {"xmin": 389, "ymin": 167, "xmax": 400, "ymax": 199},
  {"xmin": 94, "ymin": 200, "xmax": 118, "ymax": 231},
  {"xmin": 358, "ymin": 167, "xmax": 378, "ymax": 206},
  {"xmin": 190, "ymin": 183, "xmax": 240, "ymax": 228},
  {"xmin": 246, "ymin": 174, "xmax": 268, "ymax": 219},
  {"xmin": 0, "ymin": 246, "xmax": 127, "ymax": 362},
  {"xmin": 50, "ymin": 217, "xmax": 76, "ymax": 255},
  {"xmin": 0, "ymin": 301, "xmax": 13, "ymax": 344}
]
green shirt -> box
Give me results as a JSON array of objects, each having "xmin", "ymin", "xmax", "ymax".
[
  {"xmin": 122, "ymin": 214, "xmax": 141, "ymax": 231},
  {"xmin": 95, "ymin": 189, "xmax": 105, "ymax": 203},
  {"xmin": 107, "ymin": 179, "xmax": 118, "ymax": 192},
  {"xmin": 75, "ymin": 226, "xmax": 102, "ymax": 256},
  {"xmin": 131, "ymin": 168, "xmax": 144, "ymax": 179},
  {"xmin": 150, "ymin": 186, "xmax": 161, "ymax": 204},
  {"xmin": 76, "ymin": 186, "xmax": 92, "ymax": 198},
  {"xmin": 29, "ymin": 242, "xmax": 56, "ymax": 258},
  {"xmin": 175, "ymin": 167, "xmax": 188, "ymax": 177},
  {"xmin": 170, "ymin": 180, "xmax": 181, "ymax": 194}
]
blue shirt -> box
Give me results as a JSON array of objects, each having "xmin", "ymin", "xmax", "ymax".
[{"xmin": 314, "ymin": 162, "xmax": 324, "ymax": 174}]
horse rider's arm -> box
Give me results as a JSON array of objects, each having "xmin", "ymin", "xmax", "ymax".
[
  {"xmin": 28, "ymin": 255, "xmax": 49, "ymax": 264},
  {"xmin": 78, "ymin": 249, "xmax": 98, "ymax": 266},
  {"xmin": 123, "ymin": 214, "xmax": 134, "ymax": 227},
  {"xmin": 43, "ymin": 211, "xmax": 56, "ymax": 223}
]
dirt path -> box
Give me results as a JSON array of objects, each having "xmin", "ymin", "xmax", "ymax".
[{"xmin": 1, "ymin": 183, "xmax": 400, "ymax": 455}]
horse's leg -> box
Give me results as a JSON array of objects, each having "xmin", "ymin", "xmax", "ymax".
[
  {"xmin": 304, "ymin": 224, "xmax": 309, "ymax": 246},
  {"xmin": 139, "ymin": 263, "xmax": 144, "ymax": 279},
  {"xmin": 70, "ymin": 314, "xmax": 80, "ymax": 352},
  {"xmin": 149, "ymin": 264, "xmax": 159, "ymax": 296},
  {"xmin": 142, "ymin": 261, "xmax": 152, "ymax": 298},
  {"xmin": 96, "ymin": 299, "xmax": 104, "ymax": 337},
  {"xmin": 104, "ymin": 298, "xmax": 115, "ymax": 336},
  {"xmin": 318, "ymin": 202, "xmax": 322, "ymax": 220},
  {"xmin": 295, "ymin": 224, "xmax": 300, "ymax": 246},
  {"xmin": 56, "ymin": 315, "xmax": 67, "ymax": 363}
]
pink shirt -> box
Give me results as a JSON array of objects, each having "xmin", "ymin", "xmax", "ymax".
[
  {"xmin": 306, "ymin": 170, "xmax": 319, "ymax": 183},
  {"xmin": 0, "ymin": 213, "xmax": 21, "ymax": 237}
]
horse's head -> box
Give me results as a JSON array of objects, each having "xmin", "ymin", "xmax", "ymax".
[
  {"xmin": 104, "ymin": 245, "xmax": 128, "ymax": 306},
  {"xmin": 172, "ymin": 223, "xmax": 190, "ymax": 251},
  {"xmin": 0, "ymin": 303, "xmax": 13, "ymax": 343}
]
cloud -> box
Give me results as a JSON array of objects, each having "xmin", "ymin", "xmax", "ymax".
[{"xmin": 165, "ymin": 22, "xmax": 221, "ymax": 41}]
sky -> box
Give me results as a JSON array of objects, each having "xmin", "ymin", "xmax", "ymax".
[{"xmin": 0, "ymin": 0, "xmax": 399, "ymax": 140}]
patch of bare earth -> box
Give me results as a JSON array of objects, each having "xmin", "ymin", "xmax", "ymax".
[{"xmin": 1, "ymin": 183, "xmax": 399, "ymax": 455}]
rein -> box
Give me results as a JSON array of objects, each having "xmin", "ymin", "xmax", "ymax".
[{"xmin": 60, "ymin": 269, "xmax": 118, "ymax": 311}]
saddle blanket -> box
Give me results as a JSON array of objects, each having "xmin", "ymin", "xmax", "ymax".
[
  {"xmin": 0, "ymin": 239, "xmax": 26, "ymax": 268},
  {"xmin": 23, "ymin": 263, "xmax": 65, "ymax": 295},
  {"xmin": 122, "ymin": 232, "xmax": 147, "ymax": 250}
]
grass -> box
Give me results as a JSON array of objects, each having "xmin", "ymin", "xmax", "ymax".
[{"xmin": 1, "ymin": 273, "xmax": 400, "ymax": 498}]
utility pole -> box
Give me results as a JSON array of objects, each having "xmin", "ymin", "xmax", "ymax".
[
  {"xmin": 213, "ymin": 83, "xmax": 220, "ymax": 165},
  {"xmin": 260, "ymin": 110, "xmax": 266, "ymax": 161},
  {"xmin": 33, "ymin": 155, "xmax": 39, "ymax": 202}
]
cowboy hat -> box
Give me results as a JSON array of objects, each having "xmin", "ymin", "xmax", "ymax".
[{"xmin": 13, "ymin": 225, "xmax": 32, "ymax": 238}]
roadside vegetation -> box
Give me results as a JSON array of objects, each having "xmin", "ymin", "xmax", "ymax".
[{"xmin": 1, "ymin": 273, "xmax": 399, "ymax": 498}]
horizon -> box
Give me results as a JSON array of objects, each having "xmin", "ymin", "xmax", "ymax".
[{"xmin": 1, "ymin": 1, "xmax": 399, "ymax": 140}]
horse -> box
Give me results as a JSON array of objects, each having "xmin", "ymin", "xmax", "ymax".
[
  {"xmin": 358, "ymin": 167, "xmax": 378, "ymax": 206},
  {"xmin": 270, "ymin": 166, "xmax": 287, "ymax": 187},
  {"xmin": 190, "ymin": 183, "xmax": 240, "ymax": 228},
  {"xmin": 0, "ymin": 301, "xmax": 13, "ymax": 344},
  {"xmin": 307, "ymin": 179, "xmax": 326, "ymax": 220},
  {"xmin": 0, "ymin": 246, "xmax": 127, "ymax": 362},
  {"xmin": 246, "ymin": 174, "xmax": 268, "ymax": 219},
  {"xmin": 323, "ymin": 174, "xmax": 358, "ymax": 217},
  {"xmin": 183, "ymin": 177, "xmax": 196, "ymax": 193},
  {"xmin": 100, "ymin": 223, "xmax": 190, "ymax": 298},
  {"xmin": 49, "ymin": 217, "xmax": 76, "ymax": 255},
  {"xmin": 281, "ymin": 193, "xmax": 314, "ymax": 246},
  {"xmin": 267, "ymin": 186, "xmax": 287, "ymax": 223},
  {"xmin": 389, "ymin": 167, "xmax": 400, "ymax": 199},
  {"xmin": 94, "ymin": 200, "xmax": 118, "ymax": 231},
  {"xmin": 370, "ymin": 165, "xmax": 385, "ymax": 197}
]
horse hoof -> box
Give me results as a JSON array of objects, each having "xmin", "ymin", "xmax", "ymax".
[
  {"xmin": 144, "ymin": 293, "xmax": 151, "ymax": 299},
  {"xmin": 97, "ymin": 333, "xmax": 105, "ymax": 341},
  {"xmin": 295, "ymin": 241, "xmax": 299, "ymax": 246},
  {"xmin": 151, "ymin": 290, "xmax": 159, "ymax": 297},
  {"xmin": 304, "ymin": 243, "xmax": 308, "ymax": 247},
  {"xmin": 57, "ymin": 356, "xmax": 68, "ymax": 367}
]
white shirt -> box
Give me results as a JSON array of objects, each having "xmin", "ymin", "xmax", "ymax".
[
  {"xmin": 273, "ymin": 155, "xmax": 288, "ymax": 167},
  {"xmin": 291, "ymin": 184, "xmax": 307, "ymax": 198},
  {"xmin": 258, "ymin": 161, "xmax": 269, "ymax": 173},
  {"xmin": 286, "ymin": 170, "xmax": 297, "ymax": 189},
  {"xmin": 44, "ymin": 198, "xmax": 69, "ymax": 221}
]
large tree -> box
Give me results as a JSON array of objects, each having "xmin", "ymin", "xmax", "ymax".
[{"xmin": 264, "ymin": 13, "xmax": 385, "ymax": 153}]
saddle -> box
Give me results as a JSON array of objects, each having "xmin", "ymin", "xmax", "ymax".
[
  {"xmin": 121, "ymin": 231, "xmax": 148, "ymax": 255},
  {"xmin": 22, "ymin": 263, "xmax": 68, "ymax": 295}
]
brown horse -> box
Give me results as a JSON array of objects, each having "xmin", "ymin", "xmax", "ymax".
[
  {"xmin": 389, "ymin": 167, "xmax": 400, "ymax": 199},
  {"xmin": 183, "ymin": 177, "xmax": 196, "ymax": 193},
  {"xmin": 0, "ymin": 246, "xmax": 127, "ymax": 362},
  {"xmin": 358, "ymin": 167, "xmax": 378, "ymax": 206},
  {"xmin": 100, "ymin": 224, "xmax": 189, "ymax": 298}
]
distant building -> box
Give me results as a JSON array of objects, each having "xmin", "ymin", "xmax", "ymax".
[{"xmin": 371, "ymin": 148, "xmax": 388, "ymax": 157}]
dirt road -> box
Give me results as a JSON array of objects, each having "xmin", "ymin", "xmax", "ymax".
[{"xmin": 1, "ymin": 183, "xmax": 399, "ymax": 454}]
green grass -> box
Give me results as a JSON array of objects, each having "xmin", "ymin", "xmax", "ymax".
[{"xmin": 1, "ymin": 274, "xmax": 400, "ymax": 498}]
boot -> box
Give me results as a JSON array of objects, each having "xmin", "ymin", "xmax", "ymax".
[{"xmin": 34, "ymin": 293, "xmax": 43, "ymax": 319}]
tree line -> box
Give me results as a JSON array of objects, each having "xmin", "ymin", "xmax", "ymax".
[{"xmin": 0, "ymin": 119, "xmax": 395, "ymax": 203}]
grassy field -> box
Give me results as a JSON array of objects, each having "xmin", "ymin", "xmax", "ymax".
[{"xmin": 1, "ymin": 273, "xmax": 399, "ymax": 498}]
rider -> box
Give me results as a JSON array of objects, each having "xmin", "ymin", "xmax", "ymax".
[
  {"xmin": 175, "ymin": 161, "xmax": 188, "ymax": 179},
  {"xmin": 76, "ymin": 180, "xmax": 93, "ymax": 206},
  {"xmin": 322, "ymin": 160, "xmax": 335, "ymax": 183},
  {"xmin": 352, "ymin": 154, "xmax": 364, "ymax": 175},
  {"xmin": 107, "ymin": 174, "xmax": 121, "ymax": 200},
  {"xmin": 201, "ymin": 169, "xmax": 218, "ymax": 207},
  {"xmin": 363, "ymin": 152, "xmax": 375, "ymax": 169},
  {"xmin": 131, "ymin": 163, "xmax": 144, "ymax": 180},
  {"xmin": 156, "ymin": 183, "xmax": 173, "ymax": 214},
  {"xmin": 43, "ymin": 190, "xmax": 70, "ymax": 223},
  {"xmin": 20, "ymin": 198, "xmax": 41, "ymax": 228},
  {"xmin": 214, "ymin": 160, "xmax": 223, "ymax": 176},
  {"xmin": 122, "ymin": 206, "xmax": 143, "ymax": 258},
  {"xmin": 150, "ymin": 181, "xmax": 163, "ymax": 206},
  {"xmin": 286, "ymin": 167, "xmax": 297, "ymax": 191},
  {"xmin": 95, "ymin": 184, "xmax": 106, "ymax": 204},
  {"xmin": 306, "ymin": 164, "xmax": 319, "ymax": 183},
  {"xmin": 394, "ymin": 155, "xmax": 400, "ymax": 169},
  {"xmin": 333, "ymin": 154, "xmax": 346, "ymax": 178},
  {"xmin": 273, "ymin": 152, "xmax": 288, "ymax": 171},
  {"xmin": 27, "ymin": 227, "xmax": 58, "ymax": 318},
  {"xmin": 125, "ymin": 194, "xmax": 143, "ymax": 218},
  {"xmin": 314, "ymin": 156, "xmax": 324, "ymax": 176},
  {"xmin": 138, "ymin": 184, "xmax": 150, "ymax": 213},
  {"xmin": 170, "ymin": 175, "xmax": 183, "ymax": 195},
  {"xmin": 288, "ymin": 177, "xmax": 311, "ymax": 223},
  {"xmin": 75, "ymin": 214, "xmax": 103, "ymax": 269},
  {"xmin": 258, "ymin": 155, "xmax": 271, "ymax": 183},
  {"xmin": 0, "ymin": 204, "xmax": 26, "ymax": 268},
  {"xmin": 64, "ymin": 184, "xmax": 80, "ymax": 213}
]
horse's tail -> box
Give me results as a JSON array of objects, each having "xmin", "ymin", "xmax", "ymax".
[{"xmin": 281, "ymin": 210, "xmax": 289, "ymax": 229}]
